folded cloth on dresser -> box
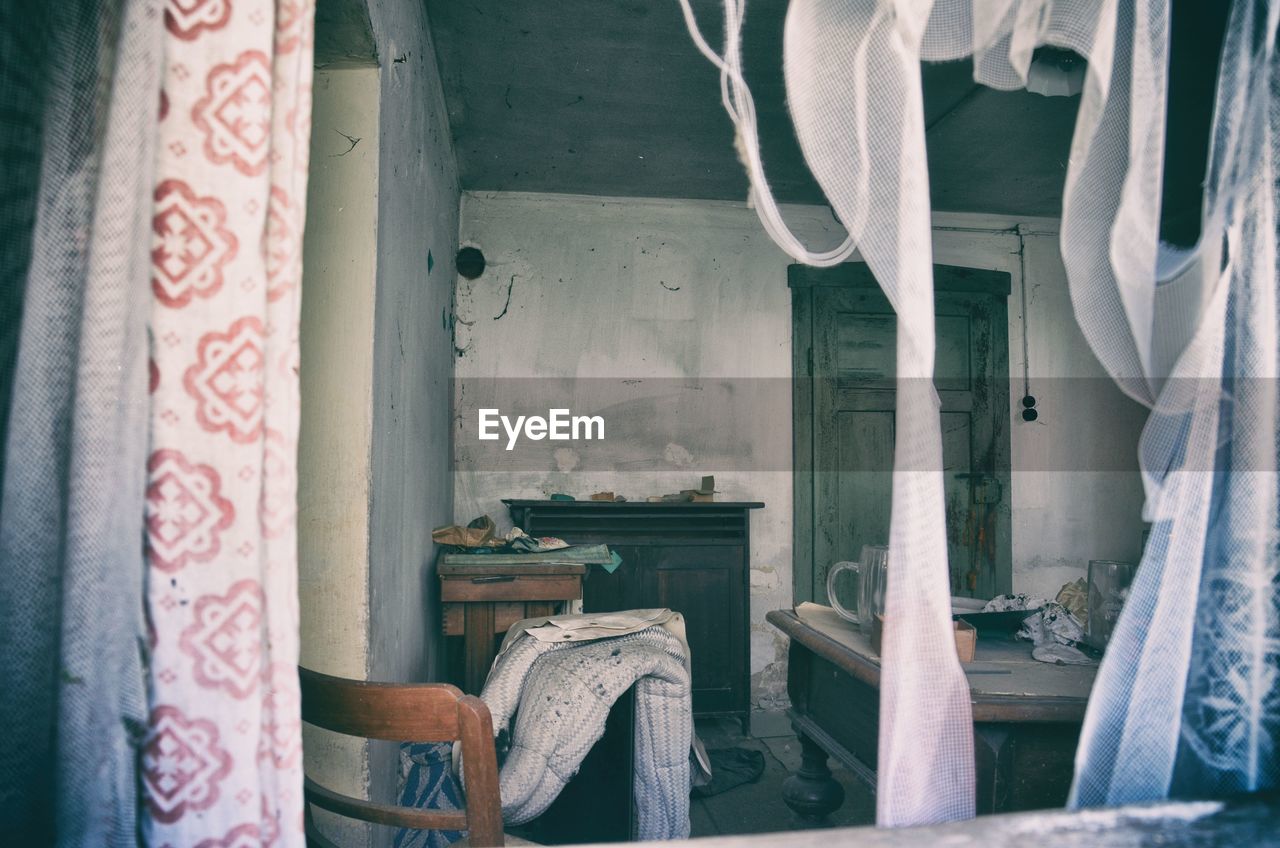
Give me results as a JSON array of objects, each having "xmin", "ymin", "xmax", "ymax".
[{"xmin": 461, "ymin": 609, "xmax": 703, "ymax": 840}]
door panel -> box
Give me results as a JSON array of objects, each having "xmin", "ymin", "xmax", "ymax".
[
  {"xmin": 941, "ymin": 410, "xmax": 976, "ymax": 592},
  {"xmin": 519, "ymin": 504, "xmax": 753, "ymax": 720},
  {"xmin": 647, "ymin": 544, "xmax": 743, "ymax": 714},
  {"xmin": 836, "ymin": 314, "xmax": 895, "ymax": 385},
  {"xmin": 835, "ymin": 312, "xmax": 972, "ymax": 389},
  {"xmin": 581, "ymin": 543, "xmax": 644, "ymax": 616},
  {"xmin": 829, "ymin": 411, "xmax": 894, "ymax": 612}
]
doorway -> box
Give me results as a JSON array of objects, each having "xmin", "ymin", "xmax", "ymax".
[{"xmin": 791, "ymin": 262, "xmax": 1013, "ymax": 604}]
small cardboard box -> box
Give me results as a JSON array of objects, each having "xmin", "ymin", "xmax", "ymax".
[
  {"xmin": 953, "ymin": 618, "xmax": 977, "ymax": 662},
  {"xmin": 680, "ymin": 475, "xmax": 717, "ymax": 503},
  {"xmin": 872, "ymin": 614, "xmax": 977, "ymax": 663}
]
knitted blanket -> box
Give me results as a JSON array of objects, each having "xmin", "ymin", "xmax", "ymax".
[{"xmin": 476, "ymin": 624, "xmax": 693, "ymax": 839}]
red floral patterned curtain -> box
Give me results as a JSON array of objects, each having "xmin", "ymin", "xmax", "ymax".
[{"xmin": 142, "ymin": 2, "xmax": 314, "ymax": 843}]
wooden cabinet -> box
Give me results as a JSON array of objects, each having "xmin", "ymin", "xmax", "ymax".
[{"xmin": 504, "ymin": 500, "xmax": 763, "ymax": 723}]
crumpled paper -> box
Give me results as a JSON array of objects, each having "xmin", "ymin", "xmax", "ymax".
[
  {"xmin": 984, "ymin": 591, "xmax": 1094, "ymax": 665},
  {"xmin": 431, "ymin": 515, "xmax": 500, "ymax": 548},
  {"xmin": 983, "ymin": 592, "xmax": 1047, "ymax": 612},
  {"xmin": 503, "ymin": 526, "xmax": 570, "ymax": 552},
  {"xmin": 1020, "ymin": 602, "xmax": 1092, "ymax": 665},
  {"xmin": 1055, "ymin": 577, "xmax": 1089, "ymax": 623}
]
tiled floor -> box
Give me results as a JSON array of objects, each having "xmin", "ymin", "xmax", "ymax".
[{"xmin": 690, "ymin": 718, "xmax": 875, "ymax": 838}]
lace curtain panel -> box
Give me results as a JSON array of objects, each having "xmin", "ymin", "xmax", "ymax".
[
  {"xmin": 0, "ymin": 2, "xmax": 160, "ymax": 843},
  {"xmin": 682, "ymin": 0, "xmax": 1280, "ymax": 826}
]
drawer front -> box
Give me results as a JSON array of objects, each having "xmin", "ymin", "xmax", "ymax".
[
  {"xmin": 519, "ymin": 507, "xmax": 749, "ymax": 546},
  {"xmin": 440, "ymin": 574, "xmax": 582, "ymax": 603}
]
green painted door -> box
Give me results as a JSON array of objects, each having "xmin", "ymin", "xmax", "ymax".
[{"xmin": 794, "ymin": 272, "xmax": 1011, "ymax": 604}]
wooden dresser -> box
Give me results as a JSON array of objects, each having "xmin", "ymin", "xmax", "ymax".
[{"xmin": 504, "ymin": 499, "xmax": 763, "ymax": 724}]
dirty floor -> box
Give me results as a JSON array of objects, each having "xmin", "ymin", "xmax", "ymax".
[{"xmin": 690, "ymin": 718, "xmax": 874, "ymax": 837}]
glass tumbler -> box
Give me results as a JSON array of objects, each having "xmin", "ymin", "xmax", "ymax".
[{"xmin": 1086, "ymin": 559, "xmax": 1136, "ymax": 649}]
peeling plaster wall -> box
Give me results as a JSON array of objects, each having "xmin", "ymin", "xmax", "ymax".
[
  {"xmin": 363, "ymin": 0, "xmax": 459, "ymax": 833},
  {"xmin": 1009, "ymin": 232, "xmax": 1148, "ymax": 598},
  {"xmin": 452, "ymin": 191, "xmax": 1146, "ymax": 712}
]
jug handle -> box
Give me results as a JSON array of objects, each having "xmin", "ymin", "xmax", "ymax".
[{"xmin": 826, "ymin": 561, "xmax": 862, "ymax": 623}]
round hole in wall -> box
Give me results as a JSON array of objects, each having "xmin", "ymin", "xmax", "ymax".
[{"xmin": 457, "ymin": 246, "xmax": 486, "ymax": 279}]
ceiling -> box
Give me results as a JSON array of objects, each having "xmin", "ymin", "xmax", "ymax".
[{"xmin": 425, "ymin": 0, "xmax": 1081, "ymax": 217}]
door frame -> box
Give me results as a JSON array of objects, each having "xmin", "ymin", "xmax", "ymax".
[{"xmin": 790, "ymin": 262, "xmax": 1013, "ymax": 604}]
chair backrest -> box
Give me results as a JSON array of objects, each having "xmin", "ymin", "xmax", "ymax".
[{"xmin": 299, "ymin": 667, "xmax": 504, "ymax": 847}]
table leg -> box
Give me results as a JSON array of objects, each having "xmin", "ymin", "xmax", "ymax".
[
  {"xmin": 973, "ymin": 724, "xmax": 1010, "ymax": 814},
  {"xmin": 463, "ymin": 603, "xmax": 496, "ymax": 695},
  {"xmin": 782, "ymin": 729, "xmax": 845, "ymax": 820}
]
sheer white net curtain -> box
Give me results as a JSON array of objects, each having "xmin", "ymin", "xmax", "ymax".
[{"xmin": 680, "ymin": 0, "xmax": 1279, "ymax": 826}]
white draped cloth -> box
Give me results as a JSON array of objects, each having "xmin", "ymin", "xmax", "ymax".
[{"xmin": 683, "ymin": 0, "xmax": 1280, "ymax": 825}]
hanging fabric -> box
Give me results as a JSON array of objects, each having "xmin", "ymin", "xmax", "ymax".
[
  {"xmin": 140, "ymin": 1, "xmax": 314, "ymax": 844},
  {"xmin": 1076, "ymin": 0, "xmax": 1280, "ymax": 804},
  {"xmin": 681, "ymin": 0, "xmax": 1279, "ymax": 823},
  {"xmin": 683, "ymin": 0, "xmax": 977, "ymax": 826},
  {"xmin": 0, "ymin": 1, "xmax": 162, "ymax": 843}
]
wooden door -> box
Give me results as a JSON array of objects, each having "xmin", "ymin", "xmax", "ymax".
[{"xmin": 792, "ymin": 263, "xmax": 1012, "ymax": 604}]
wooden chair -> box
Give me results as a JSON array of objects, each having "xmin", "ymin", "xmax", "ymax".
[{"xmin": 299, "ymin": 667, "xmax": 505, "ymax": 848}]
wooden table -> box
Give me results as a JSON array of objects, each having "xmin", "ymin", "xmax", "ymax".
[
  {"xmin": 767, "ymin": 605, "xmax": 1096, "ymax": 818},
  {"xmin": 440, "ymin": 555, "xmax": 586, "ymax": 694}
]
